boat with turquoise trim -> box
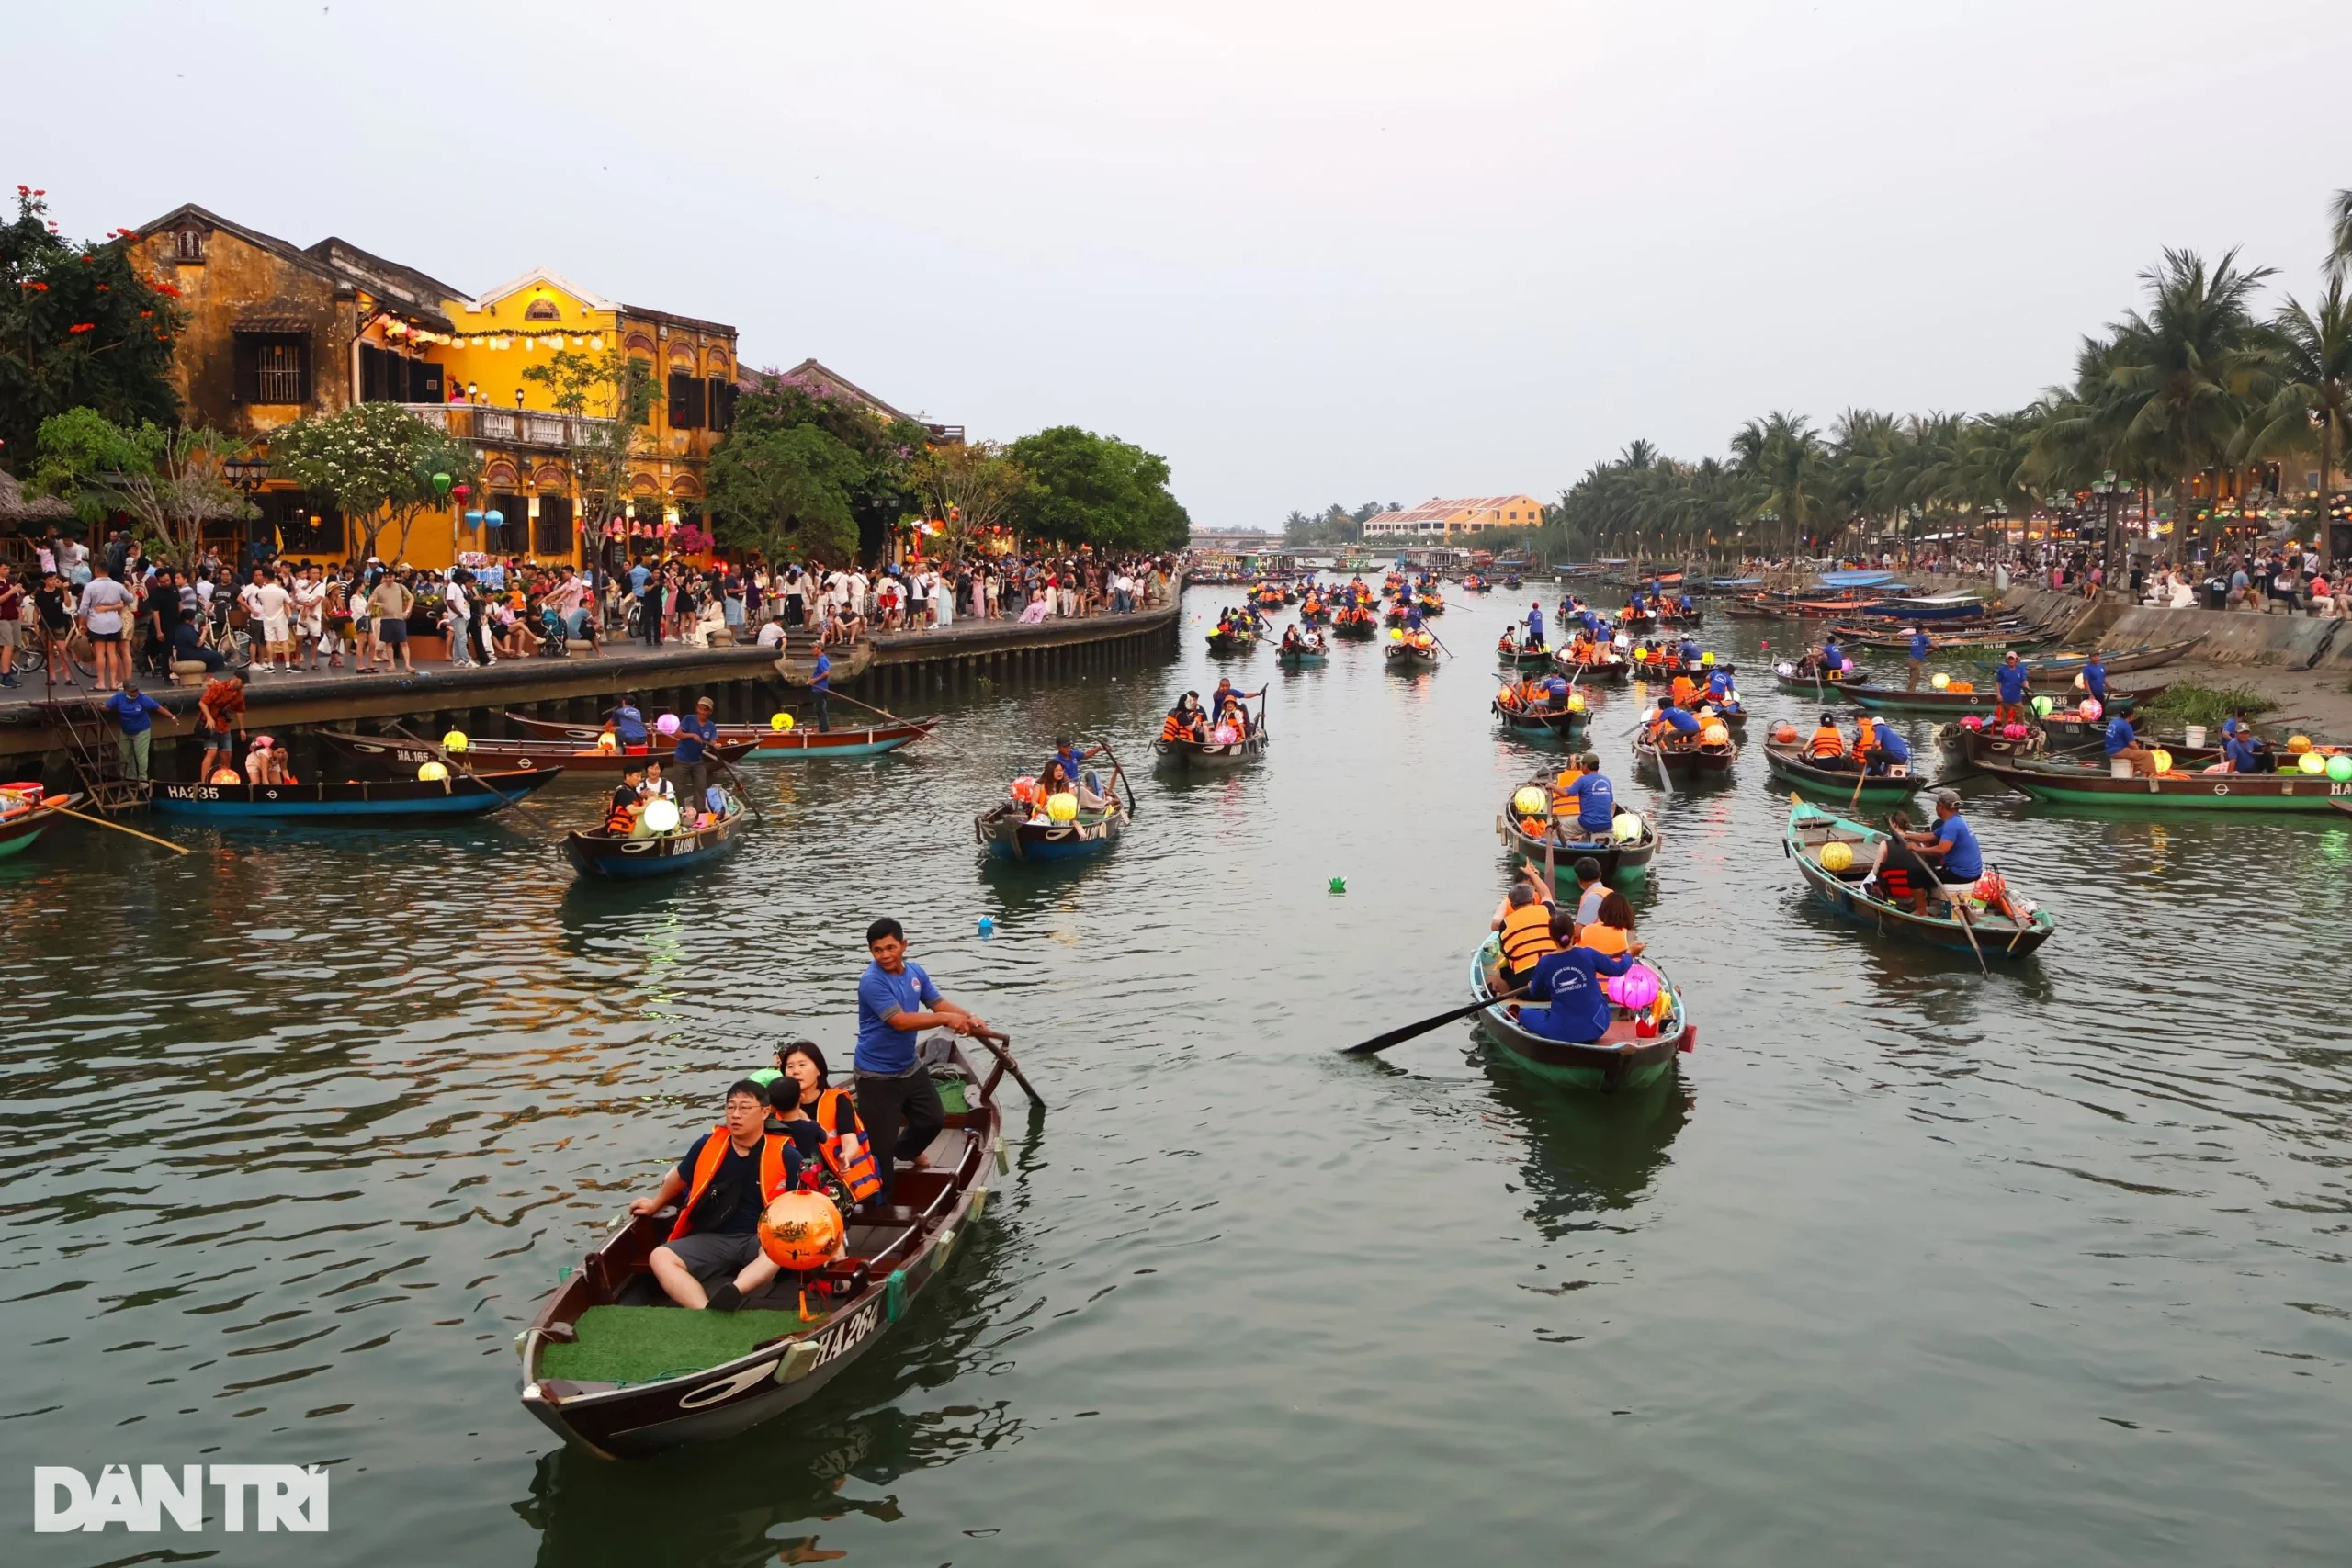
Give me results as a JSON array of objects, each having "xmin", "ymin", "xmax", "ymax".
[
  {"xmin": 1783, "ymin": 801, "xmax": 2056, "ymax": 958},
  {"xmin": 1467, "ymin": 936, "xmax": 1690, "ymax": 1091},
  {"xmin": 1974, "ymin": 755, "xmax": 2352, "ymax": 813},
  {"xmin": 0, "ymin": 789, "xmax": 84, "ymax": 861},
  {"xmin": 151, "ymin": 768, "xmax": 560, "ymax": 823}
]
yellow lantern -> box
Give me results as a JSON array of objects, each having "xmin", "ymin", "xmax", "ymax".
[
  {"xmin": 1512, "ymin": 785, "xmax": 1547, "ymax": 818},
  {"xmin": 770, "ymin": 712, "xmax": 795, "ymax": 732},
  {"xmin": 417, "ymin": 761, "xmax": 449, "ymax": 783},
  {"xmin": 2150, "ymin": 748, "xmax": 2174, "ymax": 773},
  {"xmin": 1701, "ymin": 722, "xmax": 1730, "ymax": 746},
  {"xmin": 1819, "ymin": 840, "xmax": 1853, "ymax": 872},
  {"xmin": 1046, "ymin": 792, "xmax": 1079, "ymax": 822},
  {"xmin": 441, "ymin": 729, "xmax": 469, "ymax": 752},
  {"xmin": 1930, "ymin": 672, "xmax": 1951, "ymax": 690},
  {"xmin": 2298, "ymin": 750, "xmax": 2326, "ymax": 775},
  {"xmin": 2288, "ymin": 734, "xmax": 2312, "ymax": 754},
  {"xmin": 1567, "ymin": 695, "xmax": 1586, "ymax": 713}
]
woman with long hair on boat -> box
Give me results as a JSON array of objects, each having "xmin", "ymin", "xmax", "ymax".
[
  {"xmin": 1573, "ymin": 891, "xmax": 1643, "ymax": 959},
  {"xmin": 768, "ymin": 1041, "xmax": 881, "ymax": 1208}
]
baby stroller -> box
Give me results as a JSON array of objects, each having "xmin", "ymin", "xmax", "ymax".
[{"xmin": 536, "ymin": 604, "xmax": 569, "ymax": 658}]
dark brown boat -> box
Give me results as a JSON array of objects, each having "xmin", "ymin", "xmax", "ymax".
[
  {"xmin": 505, "ymin": 710, "xmax": 934, "ymax": 760},
  {"xmin": 317, "ymin": 730, "xmax": 759, "ymax": 775},
  {"xmin": 517, "ymin": 1033, "xmax": 1013, "ymax": 1458}
]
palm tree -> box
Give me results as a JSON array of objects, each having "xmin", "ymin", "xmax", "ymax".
[
  {"xmin": 2328, "ymin": 187, "xmax": 2352, "ymax": 289},
  {"xmin": 1730, "ymin": 412, "xmax": 1826, "ymax": 564},
  {"xmin": 2098, "ymin": 248, "xmax": 2276, "ymax": 558},
  {"xmin": 2245, "ymin": 281, "xmax": 2352, "ymax": 568}
]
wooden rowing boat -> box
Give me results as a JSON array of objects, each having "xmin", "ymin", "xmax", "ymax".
[
  {"xmin": 517, "ymin": 1033, "xmax": 1004, "ymax": 1458},
  {"xmin": 1762, "ymin": 740, "xmax": 1922, "ymax": 807},
  {"xmin": 1974, "ymin": 755, "xmax": 2352, "ymax": 811},
  {"xmin": 1468, "ymin": 937, "xmax": 1690, "ymax": 1091},
  {"xmin": 1331, "ymin": 613, "xmax": 1378, "ymax": 640},
  {"xmin": 1772, "ymin": 668, "xmax": 1849, "ymax": 696},
  {"xmin": 563, "ymin": 796, "xmax": 752, "ymax": 879},
  {"xmin": 1204, "ymin": 629, "xmax": 1256, "ymax": 655},
  {"xmin": 1632, "ymin": 731, "xmax": 1736, "ymax": 777},
  {"xmin": 1555, "ymin": 652, "xmax": 1632, "ymax": 684},
  {"xmin": 1783, "ymin": 802, "xmax": 2056, "ymax": 958},
  {"xmin": 0, "ymin": 790, "xmax": 85, "ymax": 861},
  {"xmin": 1385, "ymin": 641, "xmax": 1442, "ymax": 671},
  {"xmin": 1152, "ymin": 731, "xmax": 1267, "ymax": 768},
  {"xmin": 974, "ymin": 798, "xmax": 1130, "ymax": 860},
  {"xmin": 1275, "ymin": 641, "xmax": 1329, "ymax": 669},
  {"xmin": 1497, "ymin": 643, "xmax": 1554, "ymax": 672},
  {"xmin": 1492, "ymin": 697, "xmax": 1589, "ymax": 739},
  {"xmin": 1497, "ymin": 799, "xmax": 1659, "ymax": 886},
  {"xmin": 504, "ymin": 711, "xmax": 934, "ymax": 760},
  {"xmin": 151, "ymin": 768, "xmax": 560, "ymax": 823},
  {"xmin": 1932, "ymin": 719, "xmax": 2051, "ymax": 769},
  {"xmin": 1986, "ymin": 637, "xmax": 2206, "ymax": 686},
  {"xmin": 318, "ymin": 730, "xmax": 762, "ymax": 775}
]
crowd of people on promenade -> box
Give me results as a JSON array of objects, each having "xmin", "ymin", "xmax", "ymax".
[{"xmin": 0, "ymin": 526, "xmax": 1181, "ymax": 693}]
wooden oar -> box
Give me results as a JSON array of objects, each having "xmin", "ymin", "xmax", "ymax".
[
  {"xmin": 1343, "ymin": 983, "xmax": 1528, "ymax": 1055},
  {"xmin": 708, "ymin": 750, "xmax": 766, "ymax": 825},
  {"xmin": 970, "ymin": 1028, "xmax": 1046, "ymax": 1109},
  {"xmin": 388, "ymin": 721, "xmax": 553, "ymax": 823},
  {"xmin": 51, "ymin": 803, "xmax": 190, "ymax": 856},
  {"xmin": 1094, "ymin": 736, "xmax": 1138, "ymax": 816}
]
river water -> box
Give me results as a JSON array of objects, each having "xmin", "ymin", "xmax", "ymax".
[{"xmin": 3, "ymin": 584, "xmax": 2347, "ymax": 1567}]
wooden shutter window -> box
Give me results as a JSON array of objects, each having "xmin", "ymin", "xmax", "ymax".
[
  {"xmin": 708, "ymin": 378, "xmax": 737, "ymax": 432},
  {"xmin": 668, "ymin": 372, "xmax": 706, "ymax": 430}
]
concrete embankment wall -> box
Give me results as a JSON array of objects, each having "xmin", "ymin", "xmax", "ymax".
[{"xmin": 2098, "ymin": 604, "xmax": 2352, "ymax": 671}]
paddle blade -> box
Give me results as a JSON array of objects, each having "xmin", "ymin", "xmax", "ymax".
[{"xmin": 1342, "ymin": 997, "xmax": 1489, "ymax": 1055}]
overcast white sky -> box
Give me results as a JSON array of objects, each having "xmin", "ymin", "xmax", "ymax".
[{"xmin": 11, "ymin": 1, "xmax": 2349, "ymax": 525}]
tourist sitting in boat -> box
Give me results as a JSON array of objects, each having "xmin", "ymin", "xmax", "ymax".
[
  {"xmin": 1858, "ymin": 715, "xmax": 1911, "ymax": 775},
  {"xmin": 639, "ymin": 760, "xmax": 675, "ymax": 805},
  {"xmin": 1551, "ymin": 752, "xmax": 1615, "ymax": 835},
  {"xmin": 1994, "ymin": 651, "xmax": 2031, "ymax": 723},
  {"xmin": 1865, "ymin": 809, "xmax": 1941, "ymax": 914},
  {"xmin": 1896, "ymin": 790, "xmax": 1985, "ymax": 905},
  {"xmin": 1490, "ymin": 881, "xmax": 1562, "ymax": 983},
  {"xmin": 1538, "ymin": 670, "xmax": 1570, "ymax": 710},
  {"xmin": 1517, "ymin": 915, "xmax": 1637, "ymax": 1043},
  {"xmin": 2204, "ymin": 727, "xmax": 2265, "ymax": 774},
  {"xmin": 1573, "ymin": 891, "xmax": 1643, "ymax": 959},
  {"xmin": 1670, "ymin": 671, "xmax": 1700, "ymax": 707},
  {"xmin": 1161, "ymin": 694, "xmax": 1209, "ymax": 743},
  {"xmin": 244, "ymin": 735, "xmax": 293, "ymax": 784},
  {"xmin": 1807, "ymin": 714, "xmax": 1858, "ymax": 769},
  {"xmin": 1648, "ymin": 696, "xmax": 1702, "ymax": 747},
  {"xmin": 627, "ymin": 1078, "xmax": 805, "ymax": 1311},
  {"xmin": 1498, "ymin": 626, "xmax": 1521, "ymax": 654},
  {"xmin": 763, "ymin": 1041, "xmax": 881, "ymax": 1207},
  {"xmin": 2103, "ymin": 714, "xmax": 2154, "ymax": 776},
  {"xmin": 1212, "ymin": 702, "xmax": 1246, "ymax": 745},
  {"xmin": 605, "ymin": 765, "xmax": 649, "ymax": 836}
]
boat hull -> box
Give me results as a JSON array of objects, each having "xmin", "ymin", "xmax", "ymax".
[
  {"xmin": 1498, "ymin": 806, "xmax": 1657, "ymax": 884},
  {"xmin": 563, "ymin": 809, "xmax": 748, "ymax": 879},
  {"xmin": 975, "ymin": 804, "xmax": 1129, "ymax": 860},
  {"xmin": 1784, "ymin": 803, "xmax": 2055, "ymax": 958},
  {"xmin": 1468, "ymin": 941, "xmax": 1688, "ymax": 1091},
  {"xmin": 1976, "ymin": 758, "xmax": 2352, "ymax": 812},
  {"xmin": 504, "ymin": 711, "xmax": 933, "ymax": 759},
  {"xmin": 319, "ymin": 731, "xmax": 761, "ymax": 774},
  {"xmin": 1152, "ymin": 735, "xmax": 1267, "ymax": 769},
  {"xmin": 0, "ymin": 793, "xmax": 85, "ymax": 860},
  {"xmin": 1842, "ymin": 684, "xmax": 2150, "ymax": 717},
  {"xmin": 151, "ymin": 769, "xmax": 560, "ymax": 822},
  {"xmin": 1762, "ymin": 742, "xmax": 1921, "ymax": 807}
]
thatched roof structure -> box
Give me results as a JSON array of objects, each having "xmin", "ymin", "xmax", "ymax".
[{"xmin": 0, "ymin": 471, "xmax": 75, "ymax": 525}]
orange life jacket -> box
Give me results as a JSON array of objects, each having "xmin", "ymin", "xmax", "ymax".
[
  {"xmin": 669, "ymin": 1128, "xmax": 793, "ymax": 1240},
  {"xmin": 1498, "ymin": 900, "xmax": 1560, "ymax": 975},
  {"xmin": 1808, "ymin": 725, "xmax": 1847, "ymax": 761},
  {"xmin": 603, "ymin": 798, "xmax": 638, "ymax": 835},
  {"xmin": 809, "ymin": 1087, "xmax": 881, "ymax": 1202},
  {"xmin": 1577, "ymin": 923, "xmax": 1631, "ymax": 957},
  {"xmin": 1160, "ymin": 715, "xmax": 1187, "ymax": 741}
]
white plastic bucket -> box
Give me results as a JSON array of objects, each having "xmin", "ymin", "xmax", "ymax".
[
  {"xmin": 2109, "ymin": 758, "xmax": 2133, "ymax": 780},
  {"xmin": 2184, "ymin": 725, "xmax": 2208, "ymax": 748}
]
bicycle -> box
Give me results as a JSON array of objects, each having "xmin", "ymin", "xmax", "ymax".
[
  {"xmin": 13, "ymin": 627, "xmax": 96, "ymax": 682},
  {"xmin": 194, "ymin": 613, "xmax": 254, "ymax": 670}
]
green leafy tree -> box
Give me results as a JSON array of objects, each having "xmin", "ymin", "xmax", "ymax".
[
  {"xmin": 266, "ymin": 402, "xmax": 481, "ymax": 563},
  {"xmin": 1, "ymin": 186, "xmax": 184, "ymax": 474},
  {"xmin": 706, "ymin": 422, "xmax": 866, "ymax": 562},
  {"xmin": 2245, "ymin": 282, "xmax": 2352, "ymax": 566},
  {"xmin": 1006, "ymin": 426, "xmax": 1190, "ymax": 549},
  {"xmin": 520, "ymin": 347, "xmax": 653, "ymax": 542},
  {"xmin": 29, "ymin": 409, "xmax": 247, "ymax": 570},
  {"xmin": 726, "ymin": 376, "xmax": 930, "ymax": 562},
  {"xmin": 908, "ymin": 438, "xmax": 1032, "ymax": 558}
]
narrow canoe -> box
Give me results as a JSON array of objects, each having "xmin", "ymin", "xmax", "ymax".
[
  {"xmin": 1841, "ymin": 682, "xmax": 2154, "ymax": 717},
  {"xmin": 0, "ymin": 791, "xmax": 86, "ymax": 861},
  {"xmin": 152, "ymin": 768, "xmax": 561, "ymax": 822},
  {"xmin": 975, "ymin": 800, "xmax": 1130, "ymax": 860},
  {"xmin": 1468, "ymin": 938, "xmax": 1690, "ymax": 1091},
  {"xmin": 318, "ymin": 730, "xmax": 761, "ymax": 774},
  {"xmin": 1761, "ymin": 740, "xmax": 1923, "ymax": 807},
  {"xmin": 1783, "ymin": 803, "xmax": 2056, "ymax": 958},
  {"xmin": 518, "ymin": 1033, "xmax": 1005, "ymax": 1458},
  {"xmin": 563, "ymin": 800, "xmax": 751, "ymax": 879},
  {"xmin": 505, "ymin": 711, "xmax": 933, "ymax": 760},
  {"xmin": 1497, "ymin": 802, "xmax": 1659, "ymax": 885},
  {"xmin": 1973, "ymin": 756, "xmax": 2352, "ymax": 812}
]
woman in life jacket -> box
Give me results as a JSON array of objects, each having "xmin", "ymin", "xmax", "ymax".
[
  {"xmin": 603, "ymin": 764, "xmax": 649, "ymax": 835},
  {"xmin": 1574, "ymin": 890, "xmax": 1644, "ymax": 959},
  {"xmin": 1161, "ymin": 693, "xmax": 1206, "ymax": 743},
  {"xmin": 769, "ymin": 1041, "xmax": 883, "ymax": 1206},
  {"xmin": 1806, "ymin": 713, "xmax": 1858, "ymax": 769},
  {"xmin": 1490, "ymin": 881, "xmax": 1563, "ymax": 982}
]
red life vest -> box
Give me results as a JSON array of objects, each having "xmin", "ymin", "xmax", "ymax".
[
  {"xmin": 810, "ymin": 1088, "xmax": 881, "ymax": 1203},
  {"xmin": 668, "ymin": 1128, "xmax": 793, "ymax": 1241}
]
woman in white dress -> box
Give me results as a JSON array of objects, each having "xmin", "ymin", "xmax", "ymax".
[{"xmin": 932, "ymin": 570, "xmax": 954, "ymax": 629}]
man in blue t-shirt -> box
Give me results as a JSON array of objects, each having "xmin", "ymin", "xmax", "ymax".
[
  {"xmin": 1521, "ymin": 913, "xmax": 1638, "ymax": 1044},
  {"xmin": 1706, "ymin": 667, "xmax": 1733, "ymax": 702},
  {"xmin": 2103, "ymin": 714, "xmax": 2153, "ymax": 776},
  {"xmin": 103, "ymin": 680, "xmax": 164, "ymax": 783},
  {"xmin": 1901, "ymin": 790, "xmax": 1984, "ymax": 898},
  {"xmin": 1555, "ymin": 751, "xmax": 1616, "ymax": 835},
  {"xmin": 610, "ymin": 694, "xmax": 649, "ymax": 750},
  {"xmin": 673, "ymin": 694, "xmax": 719, "ymax": 802},
  {"xmin": 1859, "ymin": 716, "xmax": 1910, "ymax": 774},
  {"xmin": 811, "ymin": 649, "xmax": 831, "ymax": 731},
  {"xmin": 2081, "ymin": 653, "xmax": 2108, "ymax": 705},
  {"xmin": 855, "ymin": 919, "xmax": 989, "ymax": 1209},
  {"xmin": 1654, "ymin": 698, "xmax": 1701, "ymax": 740},
  {"xmin": 1995, "ymin": 652, "xmax": 2030, "ymax": 720},
  {"xmin": 1907, "ymin": 628, "xmax": 1930, "ymax": 690},
  {"xmin": 1525, "ymin": 604, "xmax": 1544, "ymax": 647},
  {"xmin": 629, "ymin": 1079, "xmax": 803, "ymax": 1311},
  {"xmin": 1539, "ymin": 671, "xmax": 1569, "ymax": 710}
]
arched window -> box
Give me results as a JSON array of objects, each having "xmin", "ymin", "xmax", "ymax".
[{"xmin": 524, "ymin": 299, "xmax": 560, "ymax": 321}]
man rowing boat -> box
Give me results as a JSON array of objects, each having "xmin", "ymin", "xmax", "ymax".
[{"xmin": 856, "ymin": 918, "xmax": 990, "ymax": 1213}]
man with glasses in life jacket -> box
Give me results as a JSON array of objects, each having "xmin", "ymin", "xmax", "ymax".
[{"xmin": 629, "ymin": 1079, "xmax": 804, "ymax": 1311}]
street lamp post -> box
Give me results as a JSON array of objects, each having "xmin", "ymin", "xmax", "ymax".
[
  {"xmin": 2092, "ymin": 468, "xmax": 2119, "ymax": 595},
  {"xmin": 222, "ymin": 456, "xmax": 271, "ymax": 573}
]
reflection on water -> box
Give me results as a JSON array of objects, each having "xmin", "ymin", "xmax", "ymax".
[{"xmin": 1, "ymin": 589, "xmax": 2348, "ymax": 1568}]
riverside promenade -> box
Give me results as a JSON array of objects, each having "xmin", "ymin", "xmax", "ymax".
[{"xmin": 0, "ymin": 601, "xmax": 1182, "ymax": 776}]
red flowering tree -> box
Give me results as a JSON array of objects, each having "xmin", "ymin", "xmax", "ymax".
[{"xmin": 0, "ymin": 186, "xmax": 184, "ymax": 477}]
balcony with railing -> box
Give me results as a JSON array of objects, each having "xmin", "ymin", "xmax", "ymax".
[{"xmin": 399, "ymin": 403, "xmax": 616, "ymax": 450}]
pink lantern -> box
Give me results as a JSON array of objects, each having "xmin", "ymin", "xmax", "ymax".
[
  {"xmin": 655, "ymin": 713, "xmax": 681, "ymax": 737},
  {"xmin": 1605, "ymin": 963, "xmax": 1661, "ymax": 1012},
  {"xmin": 1960, "ymin": 715, "xmax": 1985, "ymax": 731},
  {"xmin": 2078, "ymin": 697, "xmax": 2102, "ymax": 721}
]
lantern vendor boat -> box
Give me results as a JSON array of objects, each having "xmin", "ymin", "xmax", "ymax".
[
  {"xmin": 1783, "ymin": 801, "xmax": 2057, "ymax": 959},
  {"xmin": 1496, "ymin": 787, "xmax": 1659, "ymax": 886},
  {"xmin": 563, "ymin": 790, "xmax": 752, "ymax": 880},
  {"xmin": 151, "ymin": 768, "xmax": 561, "ymax": 824},
  {"xmin": 1973, "ymin": 750, "xmax": 2352, "ymax": 813},
  {"xmin": 1761, "ymin": 737, "xmax": 1921, "ymax": 807},
  {"xmin": 1841, "ymin": 681, "xmax": 2158, "ymax": 718},
  {"xmin": 504, "ymin": 710, "xmax": 933, "ymax": 761},
  {"xmin": 516, "ymin": 1032, "xmax": 1010, "ymax": 1459},
  {"xmin": 0, "ymin": 787, "xmax": 85, "ymax": 862},
  {"xmin": 1467, "ymin": 936, "xmax": 1691, "ymax": 1091},
  {"xmin": 1933, "ymin": 716, "xmax": 2052, "ymax": 769}
]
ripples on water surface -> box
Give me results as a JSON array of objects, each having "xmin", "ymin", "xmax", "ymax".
[{"xmin": 2, "ymin": 586, "xmax": 2346, "ymax": 1566}]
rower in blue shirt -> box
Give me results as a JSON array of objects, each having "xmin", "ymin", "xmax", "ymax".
[
  {"xmin": 1655, "ymin": 697, "xmax": 1702, "ymax": 738},
  {"xmin": 1994, "ymin": 651, "xmax": 2030, "ymax": 718},
  {"xmin": 1526, "ymin": 604, "xmax": 1545, "ymax": 646},
  {"xmin": 1859, "ymin": 716, "xmax": 1910, "ymax": 774},
  {"xmin": 2216, "ymin": 732, "xmax": 2262, "ymax": 773},
  {"xmin": 2103, "ymin": 714, "xmax": 2153, "ymax": 775},
  {"xmin": 1706, "ymin": 667, "xmax": 1733, "ymax": 701},
  {"xmin": 1820, "ymin": 637, "xmax": 1843, "ymax": 674},
  {"xmin": 1520, "ymin": 928, "xmax": 1639, "ymax": 1044},
  {"xmin": 2082, "ymin": 652, "xmax": 2108, "ymax": 705},
  {"xmin": 1539, "ymin": 671, "xmax": 1570, "ymax": 710},
  {"xmin": 1405, "ymin": 604, "xmax": 1425, "ymax": 630},
  {"xmin": 1907, "ymin": 627, "xmax": 1931, "ymax": 690},
  {"xmin": 611, "ymin": 695, "xmax": 650, "ymax": 750},
  {"xmin": 1900, "ymin": 789, "xmax": 1984, "ymax": 902},
  {"xmin": 1678, "ymin": 637, "xmax": 1701, "ymax": 666},
  {"xmin": 1555, "ymin": 753, "xmax": 1615, "ymax": 835}
]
